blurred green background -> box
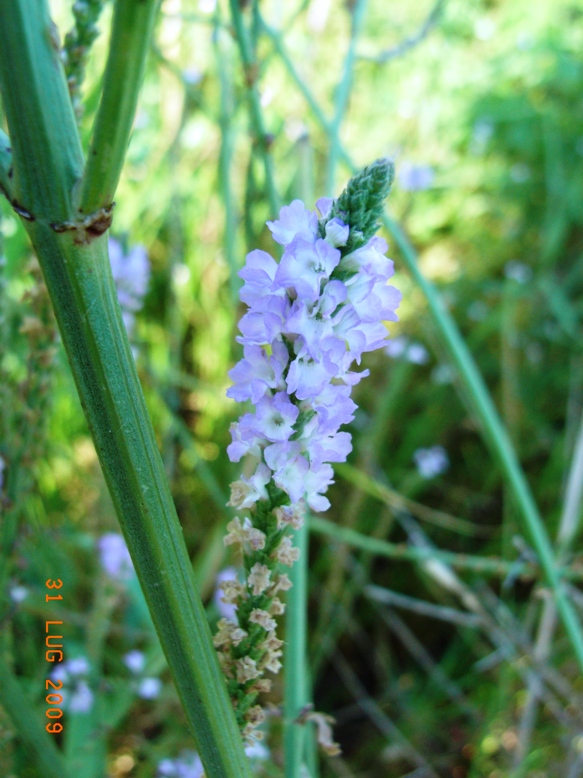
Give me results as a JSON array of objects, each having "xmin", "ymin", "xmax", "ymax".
[{"xmin": 1, "ymin": 1, "xmax": 583, "ymax": 776}]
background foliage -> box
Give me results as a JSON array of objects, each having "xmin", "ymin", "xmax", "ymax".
[{"xmin": 1, "ymin": 0, "xmax": 583, "ymax": 776}]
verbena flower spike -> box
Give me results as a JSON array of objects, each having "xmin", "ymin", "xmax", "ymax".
[{"xmin": 215, "ymin": 159, "xmax": 401, "ymax": 743}]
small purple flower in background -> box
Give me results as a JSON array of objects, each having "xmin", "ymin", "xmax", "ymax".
[
  {"xmin": 124, "ymin": 650, "xmax": 146, "ymax": 674},
  {"xmin": 385, "ymin": 336, "xmax": 429, "ymax": 365},
  {"xmin": 9, "ymin": 584, "xmax": 28, "ymax": 603},
  {"xmin": 67, "ymin": 657, "xmax": 90, "ymax": 675},
  {"xmin": 69, "ymin": 681, "xmax": 94, "ymax": 713},
  {"xmin": 504, "ymin": 260, "xmax": 532, "ymax": 284},
  {"xmin": 413, "ymin": 446, "xmax": 450, "ymax": 479},
  {"xmin": 137, "ymin": 677, "xmax": 162, "ymax": 700},
  {"xmin": 157, "ymin": 743, "xmax": 269, "ymax": 778},
  {"xmin": 124, "ymin": 649, "xmax": 162, "ymax": 699},
  {"xmin": 108, "ymin": 238, "xmax": 150, "ymax": 335},
  {"xmin": 0, "ymin": 455, "xmax": 5, "ymax": 492},
  {"xmin": 157, "ymin": 752, "xmax": 204, "ymax": 778},
  {"xmin": 98, "ymin": 532, "xmax": 134, "ymax": 581},
  {"xmin": 50, "ymin": 657, "xmax": 93, "ymax": 714},
  {"xmin": 398, "ymin": 161, "xmax": 434, "ymax": 192},
  {"xmin": 216, "ymin": 160, "xmax": 400, "ymax": 745}
]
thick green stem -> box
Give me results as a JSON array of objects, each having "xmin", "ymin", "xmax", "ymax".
[
  {"xmin": 0, "ymin": 5, "xmax": 252, "ymax": 776},
  {"xmin": 284, "ymin": 522, "xmax": 310, "ymax": 778},
  {"xmin": 79, "ymin": 0, "xmax": 159, "ymax": 215},
  {"xmin": 0, "ymin": 658, "xmax": 72, "ymax": 778}
]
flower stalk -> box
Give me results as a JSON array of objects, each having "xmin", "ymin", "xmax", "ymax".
[{"xmin": 217, "ymin": 160, "xmax": 400, "ymax": 747}]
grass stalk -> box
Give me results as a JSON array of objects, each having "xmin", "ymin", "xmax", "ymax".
[
  {"xmin": 514, "ymin": 405, "xmax": 583, "ymax": 769},
  {"xmin": 0, "ymin": 657, "xmax": 71, "ymax": 778},
  {"xmin": 228, "ymin": 0, "xmax": 280, "ymax": 215},
  {"xmin": 310, "ymin": 516, "xmax": 545, "ymax": 578},
  {"xmin": 325, "ymin": 0, "xmax": 368, "ymax": 196}
]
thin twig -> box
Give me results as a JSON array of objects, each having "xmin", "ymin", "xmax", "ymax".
[{"xmin": 359, "ymin": 0, "xmax": 446, "ymax": 63}]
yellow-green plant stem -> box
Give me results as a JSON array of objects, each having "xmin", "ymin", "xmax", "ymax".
[
  {"xmin": 0, "ymin": 658, "xmax": 71, "ymax": 778},
  {"xmin": 228, "ymin": 0, "xmax": 280, "ymax": 215},
  {"xmin": 284, "ymin": 522, "xmax": 310, "ymax": 778},
  {"xmin": 0, "ymin": 5, "xmax": 252, "ymax": 776}
]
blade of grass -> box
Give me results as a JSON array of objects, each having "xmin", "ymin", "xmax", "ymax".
[
  {"xmin": 228, "ymin": 0, "xmax": 280, "ymax": 215},
  {"xmin": 336, "ymin": 462, "xmax": 498, "ymax": 538},
  {"xmin": 309, "ymin": 515, "xmax": 535, "ymax": 577},
  {"xmin": 514, "ymin": 404, "xmax": 583, "ymax": 769},
  {"xmin": 0, "ymin": 657, "xmax": 71, "ymax": 778},
  {"xmin": 325, "ymin": 0, "xmax": 368, "ymax": 196}
]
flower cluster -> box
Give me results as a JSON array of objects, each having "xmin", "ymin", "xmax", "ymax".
[
  {"xmin": 227, "ymin": 205, "xmax": 401, "ymax": 511},
  {"xmin": 216, "ymin": 160, "xmax": 400, "ymax": 743}
]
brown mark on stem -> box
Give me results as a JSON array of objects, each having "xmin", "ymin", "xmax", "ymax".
[{"xmin": 49, "ymin": 203, "xmax": 115, "ymax": 243}]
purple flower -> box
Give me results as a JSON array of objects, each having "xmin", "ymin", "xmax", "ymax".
[
  {"xmin": 69, "ymin": 681, "xmax": 94, "ymax": 713},
  {"xmin": 9, "ymin": 585, "xmax": 28, "ymax": 603},
  {"xmin": 267, "ymin": 199, "xmax": 318, "ymax": 245},
  {"xmin": 98, "ymin": 533, "xmax": 134, "ymax": 581},
  {"xmin": 138, "ymin": 677, "xmax": 162, "ymax": 699},
  {"xmin": 274, "ymin": 238, "xmax": 340, "ymax": 302},
  {"xmin": 251, "ymin": 392, "xmax": 299, "ymax": 442},
  {"xmin": 124, "ymin": 650, "xmax": 146, "ymax": 674},
  {"xmin": 50, "ymin": 657, "xmax": 93, "ymax": 714},
  {"xmin": 157, "ymin": 752, "xmax": 204, "ymax": 778},
  {"xmin": 226, "ymin": 343, "xmax": 288, "ymax": 403},
  {"xmin": 239, "ymin": 250, "xmax": 281, "ymax": 307},
  {"xmin": 108, "ymin": 238, "xmax": 150, "ymax": 334},
  {"xmin": 413, "ymin": 446, "xmax": 449, "ymax": 479},
  {"xmin": 398, "ymin": 162, "xmax": 434, "ymax": 192},
  {"xmin": 226, "ymin": 197, "xmax": 401, "ymax": 512}
]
